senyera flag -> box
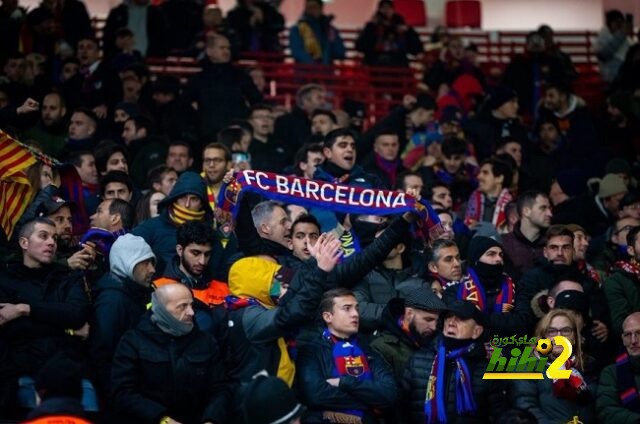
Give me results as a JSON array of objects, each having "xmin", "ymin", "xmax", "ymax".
[
  {"xmin": 0, "ymin": 129, "xmax": 60, "ymax": 239},
  {"xmin": 217, "ymin": 170, "xmax": 443, "ymax": 241}
]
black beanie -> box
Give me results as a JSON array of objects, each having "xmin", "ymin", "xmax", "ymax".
[
  {"xmin": 489, "ymin": 85, "xmax": 517, "ymax": 110},
  {"xmin": 35, "ymin": 354, "xmax": 83, "ymax": 401},
  {"xmin": 242, "ymin": 375, "xmax": 304, "ymax": 424},
  {"xmin": 468, "ymin": 236, "xmax": 503, "ymax": 267}
]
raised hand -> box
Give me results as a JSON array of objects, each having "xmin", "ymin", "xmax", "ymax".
[{"xmin": 308, "ymin": 233, "xmax": 343, "ymax": 272}]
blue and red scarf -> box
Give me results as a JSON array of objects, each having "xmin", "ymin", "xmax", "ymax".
[
  {"xmin": 224, "ymin": 295, "xmax": 260, "ymax": 311},
  {"xmin": 322, "ymin": 329, "xmax": 372, "ymax": 422},
  {"xmin": 458, "ymin": 268, "xmax": 515, "ymax": 313},
  {"xmin": 464, "ymin": 188, "xmax": 512, "ymax": 230},
  {"xmin": 218, "ymin": 170, "xmax": 444, "ymax": 242},
  {"xmin": 616, "ymin": 351, "xmax": 640, "ymax": 412},
  {"xmin": 79, "ymin": 227, "xmax": 127, "ymax": 257},
  {"xmin": 425, "ymin": 340, "xmax": 477, "ymax": 424}
]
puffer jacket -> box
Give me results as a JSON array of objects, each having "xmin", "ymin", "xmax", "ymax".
[
  {"xmin": 354, "ymin": 266, "xmax": 430, "ymax": 332},
  {"xmin": 402, "ymin": 336, "xmax": 506, "ymax": 424},
  {"xmin": 111, "ymin": 312, "xmax": 228, "ymax": 424}
]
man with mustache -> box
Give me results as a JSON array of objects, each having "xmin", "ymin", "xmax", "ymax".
[{"xmin": 297, "ymin": 288, "xmax": 397, "ymax": 423}]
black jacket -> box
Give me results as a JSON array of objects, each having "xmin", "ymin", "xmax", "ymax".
[
  {"xmin": 354, "ymin": 266, "xmax": 430, "ymax": 332},
  {"xmin": 402, "ymin": 337, "xmax": 506, "ymax": 424},
  {"xmin": 248, "ymin": 136, "xmax": 289, "ymax": 173},
  {"xmin": 0, "ymin": 263, "xmax": 89, "ymax": 376},
  {"xmin": 296, "ymin": 330, "xmax": 398, "ymax": 424},
  {"xmin": 111, "ymin": 312, "xmax": 229, "ymax": 424},
  {"xmin": 89, "ymin": 273, "xmax": 152, "ymax": 394},
  {"xmin": 102, "ymin": 2, "xmax": 168, "ymax": 60},
  {"xmin": 182, "ymin": 59, "xmax": 262, "ymax": 140},
  {"xmin": 273, "ymin": 106, "xmax": 311, "ymax": 160},
  {"xmin": 464, "ymin": 111, "xmax": 528, "ymax": 161},
  {"xmin": 226, "ymin": 1, "xmax": 285, "ymax": 52},
  {"xmin": 443, "ymin": 270, "xmax": 535, "ymax": 337},
  {"xmin": 355, "ymin": 14, "xmax": 422, "ymax": 67}
]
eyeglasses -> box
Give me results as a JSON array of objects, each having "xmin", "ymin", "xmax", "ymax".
[
  {"xmin": 545, "ymin": 327, "xmax": 574, "ymax": 337},
  {"xmin": 203, "ymin": 157, "xmax": 226, "ymax": 165},
  {"xmin": 615, "ymin": 225, "xmax": 636, "ymax": 235},
  {"xmin": 622, "ymin": 330, "xmax": 640, "ymax": 342}
]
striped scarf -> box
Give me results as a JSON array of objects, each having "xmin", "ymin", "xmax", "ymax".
[
  {"xmin": 459, "ymin": 268, "xmax": 515, "ymax": 313},
  {"xmin": 464, "ymin": 188, "xmax": 512, "ymax": 231},
  {"xmin": 323, "ymin": 329, "xmax": 372, "ymax": 423},
  {"xmin": 168, "ymin": 202, "xmax": 205, "ymax": 226},
  {"xmin": 425, "ymin": 340, "xmax": 477, "ymax": 423},
  {"xmin": 614, "ymin": 259, "xmax": 640, "ymax": 281},
  {"xmin": 616, "ymin": 351, "xmax": 640, "ymax": 412}
]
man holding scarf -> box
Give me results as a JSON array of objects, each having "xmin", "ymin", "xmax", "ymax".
[
  {"xmin": 403, "ymin": 300, "xmax": 506, "ymax": 423},
  {"xmin": 605, "ymin": 226, "xmax": 640, "ymax": 335},
  {"xmin": 111, "ymin": 283, "xmax": 228, "ymax": 424},
  {"xmin": 444, "ymin": 236, "xmax": 534, "ymax": 336},
  {"xmin": 597, "ymin": 311, "xmax": 640, "ymax": 422},
  {"xmin": 297, "ymin": 288, "xmax": 398, "ymax": 423}
]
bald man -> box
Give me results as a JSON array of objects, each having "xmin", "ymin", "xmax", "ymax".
[
  {"xmin": 111, "ymin": 283, "xmax": 229, "ymax": 424},
  {"xmin": 597, "ymin": 312, "xmax": 640, "ymax": 422}
]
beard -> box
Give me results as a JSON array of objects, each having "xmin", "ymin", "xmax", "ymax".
[{"xmin": 409, "ymin": 320, "xmax": 435, "ymax": 346}]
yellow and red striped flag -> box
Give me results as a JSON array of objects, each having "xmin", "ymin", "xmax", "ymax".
[{"xmin": 0, "ymin": 129, "xmax": 48, "ymax": 239}]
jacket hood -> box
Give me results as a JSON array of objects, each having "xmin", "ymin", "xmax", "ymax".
[
  {"xmin": 109, "ymin": 233, "xmax": 156, "ymax": 281},
  {"xmin": 228, "ymin": 256, "xmax": 281, "ymax": 308},
  {"xmin": 159, "ymin": 171, "xmax": 211, "ymax": 215},
  {"xmin": 531, "ymin": 289, "xmax": 550, "ymax": 318}
]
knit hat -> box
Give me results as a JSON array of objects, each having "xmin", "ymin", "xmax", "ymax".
[
  {"xmin": 488, "ymin": 85, "xmax": 517, "ymax": 110},
  {"xmin": 440, "ymin": 105, "xmax": 463, "ymax": 124},
  {"xmin": 620, "ymin": 191, "xmax": 640, "ymax": 210},
  {"xmin": 35, "ymin": 353, "xmax": 83, "ymax": 401},
  {"xmin": 605, "ymin": 158, "xmax": 632, "ymax": 177},
  {"xmin": 467, "ymin": 236, "xmax": 503, "ymax": 267},
  {"xmin": 590, "ymin": 173, "xmax": 628, "ymax": 199},
  {"xmin": 242, "ymin": 375, "xmax": 305, "ymax": 424},
  {"xmin": 114, "ymin": 101, "xmax": 140, "ymax": 119},
  {"xmin": 405, "ymin": 288, "xmax": 449, "ymax": 312},
  {"xmin": 471, "ymin": 222, "xmax": 502, "ymax": 243},
  {"xmin": 554, "ymin": 290, "xmax": 587, "ymax": 315},
  {"xmin": 109, "ymin": 234, "xmax": 156, "ymax": 281},
  {"xmin": 228, "ymin": 257, "xmax": 282, "ymax": 308},
  {"xmin": 555, "ymin": 169, "xmax": 588, "ymax": 197}
]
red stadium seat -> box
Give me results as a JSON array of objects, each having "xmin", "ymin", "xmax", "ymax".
[
  {"xmin": 446, "ymin": 0, "xmax": 481, "ymax": 28},
  {"xmin": 394, "ymin": 0, "xmax": 427, "ymax": 27}
]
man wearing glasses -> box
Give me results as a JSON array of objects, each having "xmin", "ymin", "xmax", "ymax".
[
  {"xmin": 605, "ymin": 226, "xmax": 640, "ymax": 335},
  {"xmin": 596, "ymin": 311, "xmax": 640, "ymax": 422},
  {"xmin": 201, "ymin": 142, "xmax": 232, "ymax": 214}
]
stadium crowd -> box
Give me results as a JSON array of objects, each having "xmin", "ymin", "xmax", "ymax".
[{"xmin": 1, "ymin": 0, "xmax": 640, "ymax": 423}]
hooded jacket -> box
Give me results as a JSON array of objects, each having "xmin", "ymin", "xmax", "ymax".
[
  {"xmin": 226, "ymin": 257, "xmax": 329, "ymax": 390},
  {"xmin": 132, "ymin": 172, "xmax": 216, "ymax": 269},
  {"xmin": 370, "ymin": 298, "xmax": 426, "ymax": 381},
  {"xmin": 89, "ymin": 234, "xmax": 155, "ymax": 394}
]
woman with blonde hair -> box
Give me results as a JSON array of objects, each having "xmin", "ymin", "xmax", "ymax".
[{"xmin": 513, "ymin": 309, "xmax": 596, "ymax": 423}]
